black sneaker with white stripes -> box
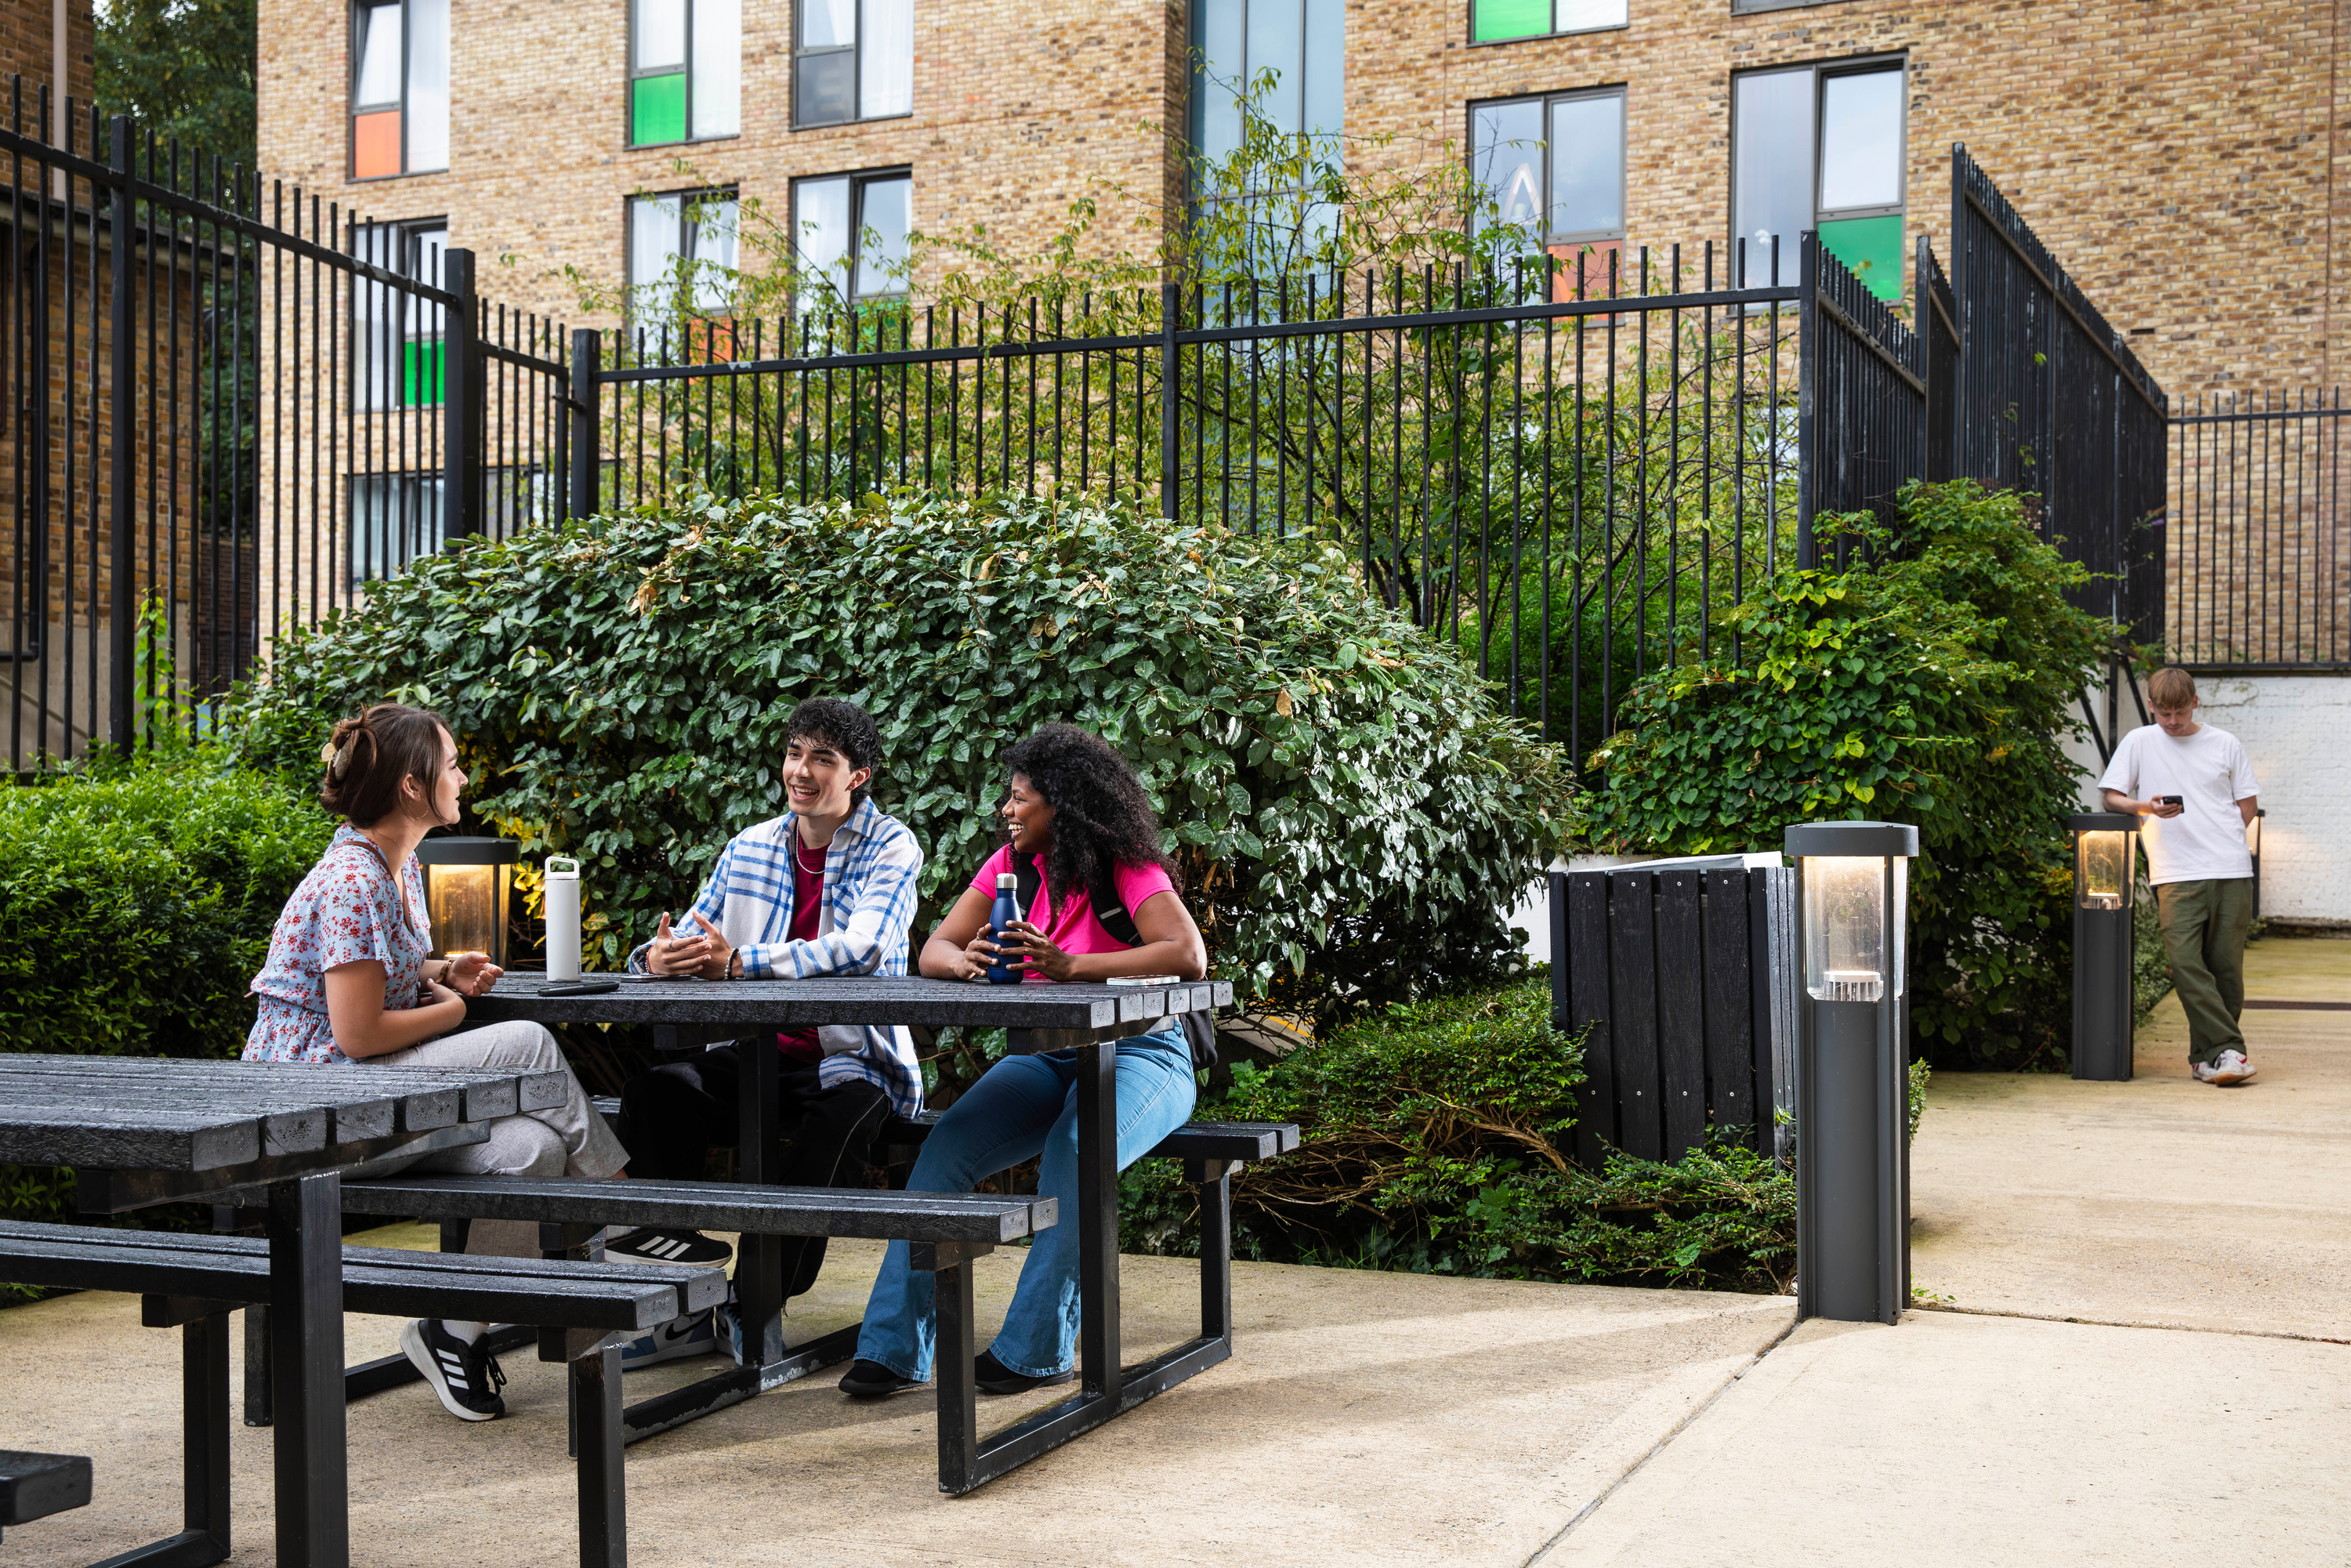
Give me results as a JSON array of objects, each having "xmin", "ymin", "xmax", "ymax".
[
  {"xmin": 399, "ymin": 1318, "xmax": 509, "ymax": 1421},
  {"xmin": 604, "ymin": 1226, "xmax": 734, "ymax": 1267}
]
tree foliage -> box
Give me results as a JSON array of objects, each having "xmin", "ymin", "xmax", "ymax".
[
  {"xmin": 1583, "ymin": 481, "xmax": 2111, "ymax": 1070},
  {"xmin": 96, "ymin": 0, "xmax": 256, "ymax": 169},
  {"xmin": 224, "ymin": 490, "xmax": 1578, "ymax": 1031}
]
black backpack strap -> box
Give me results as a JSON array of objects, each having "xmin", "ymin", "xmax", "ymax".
[
  {"xmin": 1085, "ymin": 864, "xmax": 1143, "ymax": 948},
  {"xmin": 1012, "ymin": 853, "xmax": 1041, "ymax": 928}
]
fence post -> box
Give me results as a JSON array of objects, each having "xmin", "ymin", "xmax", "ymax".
[
  {"xmin": 569, "ymin": 328, "xmax": 600, "ymax": 523},
  {"xmin": 1159, "ymin": 278, "xmax": 1179, "ymax": 520},
  {"xmin": 1794, "ymin": 230, "xmax": 1820, "ymax": 571},
  {"xmin": 107, "ymin": 115, "xmax": 137, "ymax": 754},
  {"xmin": 441, "ymin": 247, "xmax": 480, "ymax": 540}
]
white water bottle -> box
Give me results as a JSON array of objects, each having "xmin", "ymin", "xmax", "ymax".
[{"xmin": 545, "ymin": 857, "xmax": 581, "ymax": 981}]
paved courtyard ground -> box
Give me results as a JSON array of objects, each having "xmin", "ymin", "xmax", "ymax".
[{"xmin": 2, "ymin": 939, "xmax": 2344, "ymax": 1566}]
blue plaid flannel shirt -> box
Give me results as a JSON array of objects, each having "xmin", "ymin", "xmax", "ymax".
[{"xmin": 626, "ymin": 797, "xmax": 926, "ymax": 1115}]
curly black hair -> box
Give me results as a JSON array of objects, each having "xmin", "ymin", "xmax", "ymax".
[
  {"xmin": 785, "ymin": 698, "xmax": 882, "ymax": 807},
  {"xmin": 1002, "ymin": 723, "xmax": 1177, "ymax": 907}
]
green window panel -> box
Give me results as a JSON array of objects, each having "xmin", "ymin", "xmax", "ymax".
[
  {"xmin": 1820, "ymin": 215, "xmax": 1904, "ymax": 302},
  {"xmin": 1473, "ymin": 0, "xmax": 1551, "ymax": 42},
  {"xmin": 632, "ymin": 72, "xmax": 686, "ymax": 147},
  {"xmin": 401, "ymin": 339, "xmax": 445, "ymax": 406}
]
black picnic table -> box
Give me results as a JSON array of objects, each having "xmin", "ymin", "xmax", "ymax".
[
  {"xmin": 0, "ymin": 1052, "xmax": 567, "ymax": 1568},
  {"xmin": 469, "ymin": 971, "xmax": 1232, "ymax": 1486}
]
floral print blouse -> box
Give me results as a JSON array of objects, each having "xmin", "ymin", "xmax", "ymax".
[{"xmin": 244, "ymin": 824, "xmax": 432, "ymax": 1065}]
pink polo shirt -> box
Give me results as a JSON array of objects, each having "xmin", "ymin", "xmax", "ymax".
[{"xmin": 969, "ymin": 846, "xmax": 1176, "ymax": 981}]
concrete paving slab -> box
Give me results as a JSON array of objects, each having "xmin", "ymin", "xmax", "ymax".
[
  {"xmin": 1909, "ymin": 940, "xmax": 2351, "ymax": 1341},
  {"xmin": 0, "ymin": 1233, "xmax": 1791, "ymax": 1566},
  {"xmin": 1542, "ymin": 1311, "xmax": 2351, "ymax": 1568}
]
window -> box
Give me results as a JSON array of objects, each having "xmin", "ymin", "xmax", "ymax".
[
  {"xmin": 350, "ymin": 0, "xmax": 448, "ymax": 178},
  {"xmin": 793, "ymin": 0, "xmax": 913, "ymax": 129},
  {"xmin": 350, "ymin": 467, "xmax": 541, "ymax": 588},
  {"xmin": 1190, "ymin": 0, "xmax": 1345, "ymax": 165},
  {"xmin": 630, "ymin": 0, "xmax": 741, "ymax": 147},
  {"xmin": 626, "ymin": 190, "xmax": 740, "ymax": 331},
  {"xmin": 1470, "ymin": 89, "xmax": 1625, "ymax": 298},
  {"xmin": 1731, "ymin": 59, "xmax": 1904, "ymax": 299},
  {"xmin": 790, "ymin": 171, "xmax": 911, "ymax": 306},
  {"xmin": 1471, "ymin": 0, "xmax": 1627, "ymax": 45},
  {"xmin": 351, "ymin": 220, "xmax": 447, "ymax": 408}
]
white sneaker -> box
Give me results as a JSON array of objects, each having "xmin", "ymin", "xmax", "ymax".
[
  {"xmin": 2194, "ymin": 1049, "xmax": 2257, "ymax": 1086},
  {"xmin": 618, "ymin": 1309, "xmax": 717, "ymax": 1371}
]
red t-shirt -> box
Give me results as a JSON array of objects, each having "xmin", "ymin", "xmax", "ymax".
[
  {"xmin": 969, "ymin": 846, "xmax": 1177, "ymax": 983},
  {"xmin": 773, "ymin": 842, "xmax": 826, "ymax": 1063}
]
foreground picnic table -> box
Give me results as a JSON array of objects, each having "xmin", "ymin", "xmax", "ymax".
[
  {"xmin": 469, "ymin": 972, "xmax": 1231, "ymax": 1487},
  {"xmin": 0, "ymin": 1053, "xmax": 560, "ymax": 1568}
]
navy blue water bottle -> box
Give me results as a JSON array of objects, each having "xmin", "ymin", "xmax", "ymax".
[{"xmin": 985, "ymin": 871, "xmax": 1024, "ymax": 984}]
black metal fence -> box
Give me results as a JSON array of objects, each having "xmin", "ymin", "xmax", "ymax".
[
  {"xmin": 2, "ymin": 99, "xmax": 2171, "ymax": 772},
  {"xmin": 2168, "ymin": 389, "xmax": 2351, "ymax": 670}
]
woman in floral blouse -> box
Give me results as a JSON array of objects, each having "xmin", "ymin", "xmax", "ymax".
[{"xmin": 246, "ymin": 702, "xmax": 627, "ymax": 1423}]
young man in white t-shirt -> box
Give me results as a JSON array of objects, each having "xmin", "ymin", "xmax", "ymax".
[{"xmin": 2096, "ymin": 668, "xmax": 2262, "ymax": 1085}]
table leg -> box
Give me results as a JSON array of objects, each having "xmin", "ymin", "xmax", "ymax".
[
  {"xmin": 734, "ymin": 1041, "xmax": 786, "ymax": 1371},
  {"xmin": 266, "ymin": 1171, "xmax": 347, "ymax": 1568},
  {"xmin": 1076, "ymin": 1040, "xmax": 1121, "ymax": 1403}
]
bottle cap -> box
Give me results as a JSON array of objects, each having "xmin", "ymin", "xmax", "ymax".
[{"xmin": 996, "ymin": 873, "xmax": 1018, "ymax": 890}]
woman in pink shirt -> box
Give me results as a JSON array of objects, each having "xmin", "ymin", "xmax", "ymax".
[{"xmin": 839, "ymin": 723, "xmax": 1208, "ymax": 1400}]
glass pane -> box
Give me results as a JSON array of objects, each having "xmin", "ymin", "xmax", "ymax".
[
  {"xmin": 1194, "ymin": 0, "xmax": 1244, "ymax": 164},
  {"xmin": 628, "ymin": 194, "xmax": 683, "ymax": 328},
  {"xmin": 636, "ymin": 0, "xmax": 686, "ymax": 71},
  {"xmin": 1731, "ymin": 67, "xmax": 1812, "ymax": 288},
  {"xmin": 1301, "ymin": 0, "xmax": 1342, "ymax": 140},
  {"xmin": 350, "ymin": 476, "xmax": 444, "ymax": 588},
  {"xmin": 2078, "ymin": 831, "xmax": 2128, "ymax": 910},
  {"xmin": 353, "ymin": 2, "xmax": 404, "ymax": 107},
  {"xmin": 1819, "ymin": 67, "xmax": 1903, "ymax": 212},
  {"xmin": 794, "ymin": 176, "xmax": 851, "ymax": 306},
  {"xmin": 691, "ymin": 0, "xmax": 741, "ymax": 136},
  {"xmin": 689, "ymin": 196, "xmax": 738, "ymax": 313},
  {"xmin": 802, "ymin": 0, "xmax": 855, "ymax": 48},
  {"xmin": 859, "ymin": 0, "xmax": 913, "ymax": 118},
  {"xmin": 1469, "ymin": 98, "xmax": 1543, "ymax": 240},
  {"xmin": 1802, "ymin": 856, "xmax": 1885, "ymax": 1003},
  {"xmin": 351, "ymin": 108, "xmax": 402, "ymax": 178},
  {"xmin": 853, "ymin": 175, "xmax": 910, "ymax": 297},
  {"xmin": 632, "ymin": 72, "xmax": 686, "ymax": 145},
  {"xmin": 351, "ymin": 223, "xmax": 395, "ymax": 408},
  {"xmin": 795, "ymin": 50, "xmax": 856, "ymax": 126},
  {"xmin": 1245, "ymin": 0, "xmax": 1302, "ymax": 136},
  {"xmin": 1554, "ymin": 0, "xmax": 1625, "ymax": 29},
  {"xmin": 1818, "ymin": 214, "xmax": 1904, "ymax": 300},
  {"xmin": 1549, "ymin": 92, "xmax": 1622, "ymax": 237},
  {"xmin": 406, "ymin": 226, "xmax": 447, "ymax": 338},
  {"xmin": 1472, "ymin": 0, "xmax": 1548, "ymax": 42},
  {"xmin": 405, "ymin": 0, "xmax": 447, "ymax": 171}
]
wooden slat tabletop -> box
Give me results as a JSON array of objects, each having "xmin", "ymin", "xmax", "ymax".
[
  {"xmin": 0, "ymin": 1056, "xmax": 551, "ymax": 1174},
  {"xmin": 468, "ymin": 972, "xmax": 1233, "ymax": 1030}
]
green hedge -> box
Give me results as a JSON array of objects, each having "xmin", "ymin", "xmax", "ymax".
[
  {"xmin": 1584, "ymin": 482, "xmax": 2111, "ymax": 1072},
  {"xmin": 226, "ymin": 491, "xmax": 1580, "ymax": 1031},
  {"xmin": 0, "ymin": 748, "xmax": 335, "ymax": 1259},
  {"xmin": 1121, "ymin": 977, "xmax": 1796, "ymax": 1292}
]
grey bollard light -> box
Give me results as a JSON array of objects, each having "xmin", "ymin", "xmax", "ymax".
[
  {"xmin": 1786, "ymin": 820, "xmax": 1918, "ymax": 1325},
  {"xmin": 2068, "ymin": 812, "xmax": 2139, "ymax": 1082}
]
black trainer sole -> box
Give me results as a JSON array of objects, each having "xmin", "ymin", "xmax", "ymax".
[{"xmin": 976, "ymin": 1367, "xmax": 1078, "ymax": 1396}]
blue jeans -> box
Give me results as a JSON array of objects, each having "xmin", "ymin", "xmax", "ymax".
[{"xmin": 855, "ymin": 1028, "xmax": 1196, "ymax": 1380}]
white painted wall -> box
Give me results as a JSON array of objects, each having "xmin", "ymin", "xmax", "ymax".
[{"xmin": 2070, "ymin": 674, "xmax": 2351, "ymax": 928}]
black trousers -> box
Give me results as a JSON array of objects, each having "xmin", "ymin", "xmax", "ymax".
[{"xmin": 614, "ymin": 1045, "xmax": 892, "ymax": 1298}]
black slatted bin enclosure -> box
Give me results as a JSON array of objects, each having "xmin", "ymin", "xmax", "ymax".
[
  {"xmin": 1785, "ymin": 820, "xmax": 1918, "ymax": 1326},
  {"xmin": 2069, "ymin": 812, "xmax": 2139, "ymax": 1083}
]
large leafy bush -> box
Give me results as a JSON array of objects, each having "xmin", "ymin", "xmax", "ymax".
[
  {"xmin": 227, "ymin": 491, "xmax": 1578, "ymax": 1028},
  {"xmin": 1584, "ymin": 481, "xmax": 2110, "ymax": 1070},
  {"xmin": 1120, "ymin": 977, "xmax": 1795, "ymax": 1291}
]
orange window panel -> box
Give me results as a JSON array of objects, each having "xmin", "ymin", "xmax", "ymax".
[{"xmin": 353, "ymin": 111, "xmax": 403, "ymax": 179}]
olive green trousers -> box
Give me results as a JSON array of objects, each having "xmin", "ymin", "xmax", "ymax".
[{"xmin": 2154, "ymin": 878, "xmax": 2255, "ymax": 1067}]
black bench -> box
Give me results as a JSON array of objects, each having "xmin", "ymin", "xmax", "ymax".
[
  {"xmin": 0, "ymin": 1220, "xmax": 724, "ymax": 1568},
  {"xmin": 0, "ymin": 1449, "xmax": 93, "ymax": 1546},
  {"xmin": 878, "ymin": 1110, "xmax": 1301, "ymax": 1492}
]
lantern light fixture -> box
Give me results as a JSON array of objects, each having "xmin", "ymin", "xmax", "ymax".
[
  {"xmin": 413, "ymin": 835, "xmax": 520, "ymax": 969},
  {"xmin": 2068, "ymin": 812, "xmax": 2138, "ymax": 1082}
]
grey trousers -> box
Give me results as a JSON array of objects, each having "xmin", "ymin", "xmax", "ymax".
[{"xmin": 368, "ymin": 1019, "xmax": 629, "ymax": 1259}]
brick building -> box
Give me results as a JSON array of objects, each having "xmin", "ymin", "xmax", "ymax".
[{"xmin": 254, "ymin": 0, "xmax": 2344, "ymax": 397}]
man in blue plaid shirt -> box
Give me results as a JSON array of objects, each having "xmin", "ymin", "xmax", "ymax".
[{"xmin": 607, "ymin": 699, "xmax": 926, "ymax": 1315}]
